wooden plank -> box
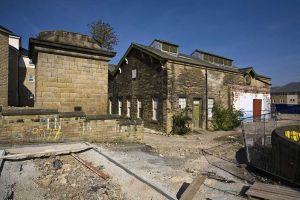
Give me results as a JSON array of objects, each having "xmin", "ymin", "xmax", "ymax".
[
  {"xmin": 247, "ymin": 189, "xmax": 299, "ymax": 200},
  {"xmin": 246, "ymin": 182, "xmax": 300, "ymax": 200},
  {"xmin": 71, "ymin": 153, "xmax": 109, "ymax": 180},
  {"xmin": 179, "ymin": 175, "xmax": 206, "ymax": 200},
  {"xmin": 0, "ymin": 146, "xmax": 92, "ymax": 160},
  {"xmin": 250, "ymin": 182, "xmax": 300, "ymax": 198}
]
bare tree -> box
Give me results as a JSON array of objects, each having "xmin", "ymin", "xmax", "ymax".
[{"xmin": 88, "ymin": 20, "xmax": 118, "ymax": 51}]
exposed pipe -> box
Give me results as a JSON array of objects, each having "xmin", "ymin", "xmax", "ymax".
[{"xmin": 205, "ymin": 68, "xmax": 208, "ymax": 129}]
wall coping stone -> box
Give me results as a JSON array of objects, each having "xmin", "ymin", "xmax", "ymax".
[
  {"xmin": 59, "ymin": 111, "xmax": 86, "ymax": 118},
  {"xmin": 86, "ymin": 114, "xmax": 121, "ymax": 121},
  {"xmin": 1, "ymin": 108, "xmax": 59, "ymax": 116}
]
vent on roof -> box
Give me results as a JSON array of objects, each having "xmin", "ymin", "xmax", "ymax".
[
  {"xmin": 150, "ymin": 39, "xmax": 179, "ymax": 56},
  {"xmin": 191, "ymin": 50, "xmax": 233, "ymax": 67}
]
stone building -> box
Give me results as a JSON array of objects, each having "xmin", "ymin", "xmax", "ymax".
[
  {"xmin": 109, "ymin": 39, "xmax": 271, "ymax": 133},
  {"xmin": 29, "ymin": 30, "xmax": 116, "ymax": 114},
  {"xmin": 0, "ymin": 26, "xmax": 20, "ymax": 107}
]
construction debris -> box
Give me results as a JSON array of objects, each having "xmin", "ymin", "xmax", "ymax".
[
  {"xmin": 246, "ymin": 182, "xmax": 300, "ymax": 200},
  {"xmin": 71, "ymin": 153, "xmax": 109, "ymax": 180},
  {"xmin": 179, "ymin": 175, "xmax": 207, "ymax": 200}
]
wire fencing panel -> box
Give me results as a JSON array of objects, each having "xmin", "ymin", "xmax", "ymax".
[
  {"xmin": 242, "ymin": 114, "xmax": 276, "ymax": 172},
  {"xmin": 242, "ymin": 112, "xmax": 300, "ymax": 174}
]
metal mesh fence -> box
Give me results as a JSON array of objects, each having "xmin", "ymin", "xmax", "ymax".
[{"xmin": 242, "ymin": 112, "xmax": 300, "ymax": 174}]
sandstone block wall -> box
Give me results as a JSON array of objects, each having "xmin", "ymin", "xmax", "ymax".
[
  {"xmin": 0, "ymin": 109, "xmax": 143, "ymax": 145},
  {"xmin": 35, "ymin": 52, "xmax": 108, "ymax": 115},
  {"xmin": 0, "ymin": 32, "xmax": 9, "ymax": 107}
]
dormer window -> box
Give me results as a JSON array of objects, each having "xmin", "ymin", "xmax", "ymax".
[
  {"xmin": 150, "ymin": 39, "xmax": 179, "ymax": 55},
  {"xmin": 191, "ymin": 49, "xmax": 233, "ymax": 66}
]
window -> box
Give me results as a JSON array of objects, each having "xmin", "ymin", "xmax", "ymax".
[
  {"xmin": 118, "ymin": 100, "xmax": 122, "ymax": 115},
  {"xmin": 109, "ymin": 99, "xmax": 112, "ymax": 114},
  {"xmin": 208, "ymin": 98, "xmax": 214, "ymax": 119},
  {"xmin": 137, "ymin": 99, "xmax": 142, "ymax": 118},
  {"xmin": 132, "ymin": 69, "xmax": 137, "ymax": 79},
  {"xmin": 127, "ymin": 100, "xmax": 131, "ymax": 117},
  {"xmin": 179, "ymin": 97, "xmax": 187, "ymax": 109},
  {"xmin": 28, "ymin": 75, "xmax": 34, "ymax": 82},
  {"xmin": 152, "ymin": 98, "xmax": 158, "ymax": 121}
]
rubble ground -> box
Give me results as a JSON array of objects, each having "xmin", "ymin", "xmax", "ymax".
[{"xmin": 0, "ymin": 154, "xmax": 126, "ymax": 200}]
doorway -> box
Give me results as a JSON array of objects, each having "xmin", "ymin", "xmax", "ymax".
[{"xmin": 253, "ymin": 99, "xmax": 262, "ymax": 120}]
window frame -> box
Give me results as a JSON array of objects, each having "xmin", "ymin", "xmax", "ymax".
[
  {"xmin": 118, "ymin": 100, "xmax": 122, "ymax": 116},
  {"xmin": 127, "ymin": 99, "xmax": 131, "ymax": 117},
  {"xmin": 179, "ymin": 97, "xmax": 187, "ymax": 110},
  {"xmin": 137, "ymin": 99, "xmax": 142, "ymax": 119},
  {"xmin": 152, "ymin": 98, "xmax": 158, "ymax": 121},
  {"xmin": 207, "ymin": 98, "xmax": 214, "ymax": 119}
]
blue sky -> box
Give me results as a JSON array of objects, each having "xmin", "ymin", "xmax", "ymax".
[{"xmin": 1, "ymin": 0, "xmax": 299, "ymax": 86}]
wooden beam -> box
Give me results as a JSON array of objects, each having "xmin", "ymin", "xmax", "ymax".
[{"xmin": 179, "ymin": 175, "xmax": 206, "ymax": 200}]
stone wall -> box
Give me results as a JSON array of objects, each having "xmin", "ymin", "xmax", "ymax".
[
  {"xmin": 0, "ymin": 109, "xmax": 143, "ymax": 145},
  {"xmin": 29, "ymin": 30, "xmax": 115, "ymax": 115},
  {"xmin": 35, "ymin": 52, "xmax": 108, "ymax": 114},
  {"xmin": 166, "ymin": 60, "xmax": 271, "ymax": 131},
  {"xmin": 0, "ymin": 32, "xmax": 9, "ymax": 107},
  {"xmin": 110, "ymin": 49, "xmax": 168, "ymax": 132}
]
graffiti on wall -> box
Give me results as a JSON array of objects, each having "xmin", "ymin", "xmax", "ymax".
[{"xmin": 31, "ymin": 118, "xmax": 63, "ymax": 140}]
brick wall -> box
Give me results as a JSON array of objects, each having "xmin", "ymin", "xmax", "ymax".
[
  {"xmin": 0, "ymin": 32, "xmax": 9, "ymax": 107},
  {"xmin": 35, "ymin": 52, "xmax": 108, "ymax": 114},
  {"xmin": 0, "ymin": 109, "xmax": 143, "ymax": 145}
]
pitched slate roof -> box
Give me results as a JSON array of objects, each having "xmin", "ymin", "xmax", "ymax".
[
  {"xmin": 116, "ymin": 42, "xmax": 271, "ymax": 80},
  {"xmin": 153, "ymin": 39, "xmax": 179, "ymax": 47},
  {"xmin": 271, "ymin": 82, "xmax": 300, "ymax": 93},
  {"xmin": 0, "ymin": 25, "xmax": 19, "ymax": 37}
]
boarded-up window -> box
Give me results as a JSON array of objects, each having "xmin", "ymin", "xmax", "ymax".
[
  {"xmin": 132, "ymin": 69, "xmax": 137, "ymax": 79},
  {"xmin": 208, "ymin": 98, "xmax": 214, "ymax": 118},
  {"xmin": 204, "ymin": 54, "xmax": 209, "ymax": 61},
  {"xmin": 162, "ymin": 43, "xmax": 177, "ymax": 53}
]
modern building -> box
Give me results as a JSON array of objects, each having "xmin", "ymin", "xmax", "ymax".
[
  {"xmin": 271, "ymin": 82, "xmax": 300, "ymax": 114},
  {"xmin": 109, "ymin": 39, "xmax": 271, "ymax": 132}
]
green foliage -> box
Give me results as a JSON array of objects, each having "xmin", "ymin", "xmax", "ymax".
[
  {"xmin": 171, "ymin": 109, "xmax": 191, "ymax": 135},
  {"xmin": 212, "ymin": 103, "xmax": 243, "ymax": 131},
  {"xmin": 88, "ymin": 20, "xmax": 119, "ymax": 50}
]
